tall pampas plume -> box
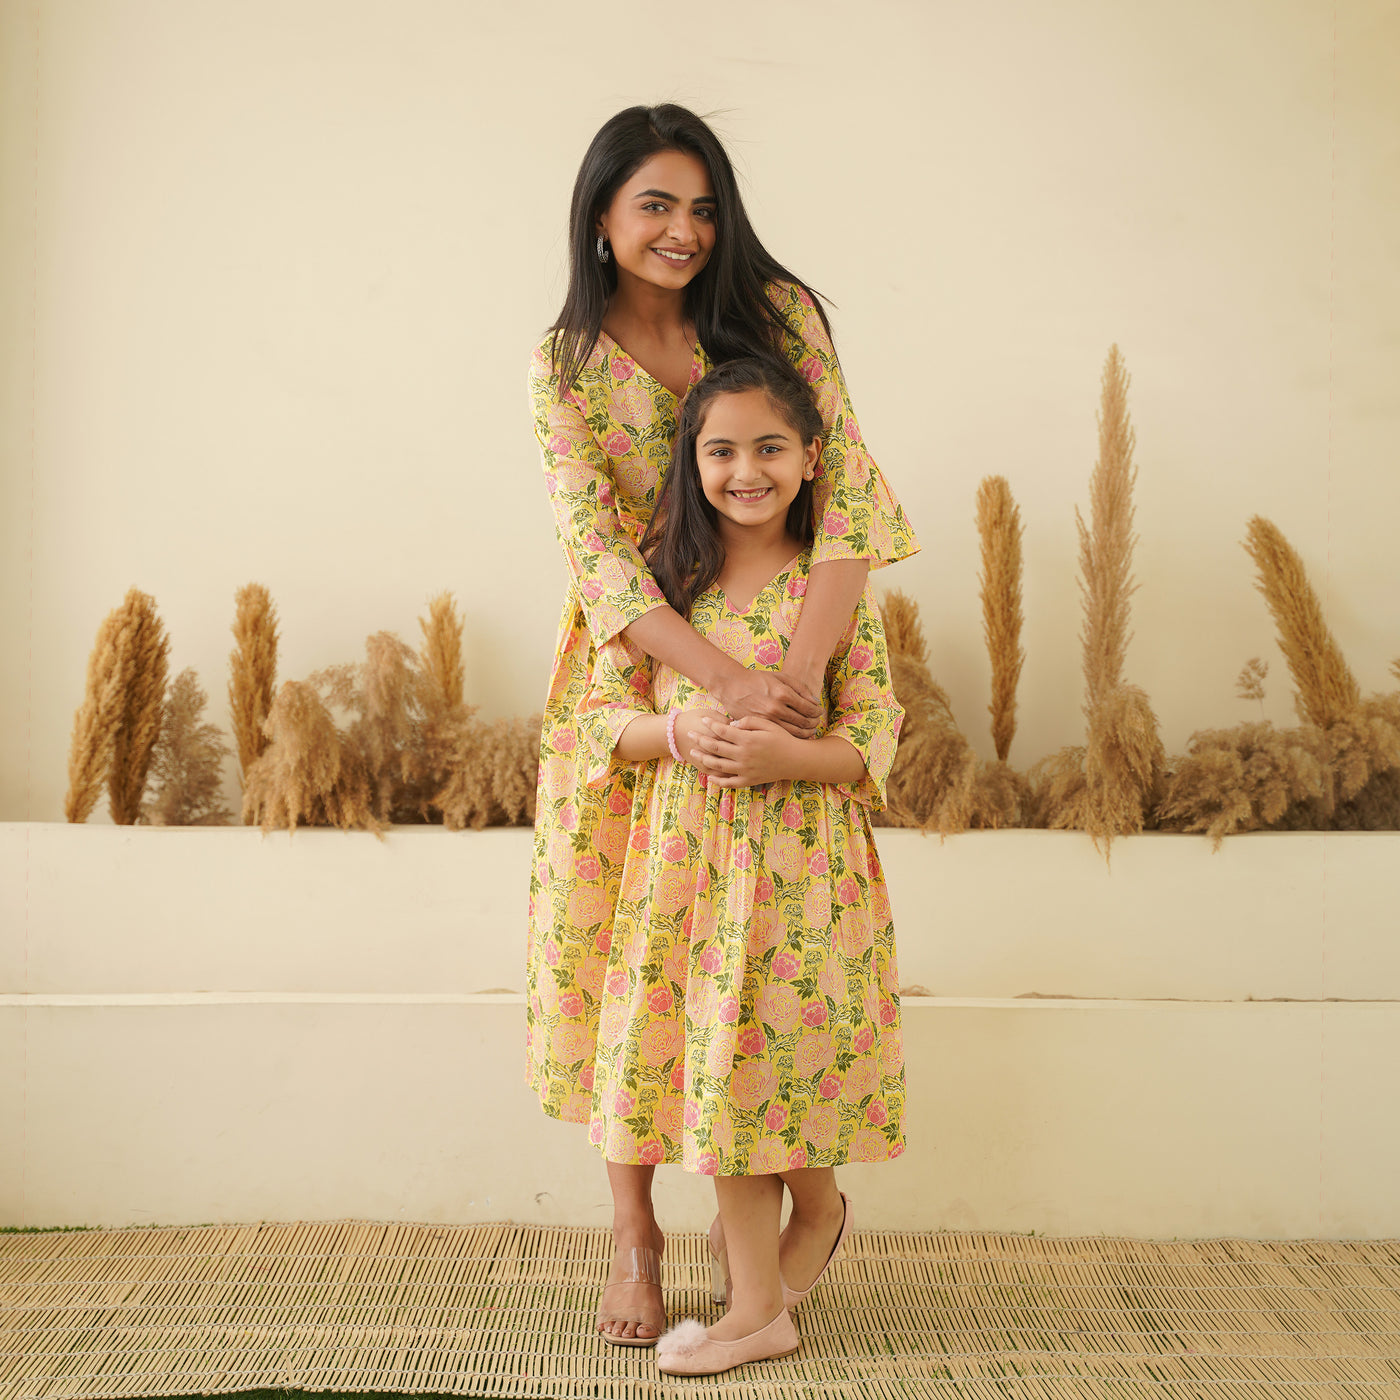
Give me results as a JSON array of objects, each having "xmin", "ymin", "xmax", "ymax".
[
  {"xmin": 1030, "ymin": 346, "xmax": 1164, "ymax": 859},
  {"xmin": 105, "ymin": 590, "xmax": 170, "ymax": 824},
  {"xmin": 64, "ymin": 605, "xmax": 129, "ymax": 823},
  {"xmin": 1243, "ymin": 517, "xmax": 1359, "ymax": 728},
  {"xmin": 228, "ymin": 583, "xmax": 280, "ymax": 797},
  {"xmin": 975, "ymin": 476, "xmax": 1025, "ymax": 761},
  {"xmin": 140, "ymin": 669, "xmax": 233, "ymax": 826},
  {"xmin": 66, "ymin": 588, "xmax": 170, "ymax": 824}
]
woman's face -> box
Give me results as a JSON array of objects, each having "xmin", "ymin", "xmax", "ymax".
[{"xmin": 596, "ymin": 149, "xmax": 717, "ymax": 294}]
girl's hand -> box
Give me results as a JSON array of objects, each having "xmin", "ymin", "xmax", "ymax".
[
  {"xmin": 689, "ymin": 714, "xmax": 797, "ymax": 788},
  {"xmin": 713, "ymin": 668, "xmax": 823, "ymax": 740},
  {"xmin": 671, "ymin": 707, "xmax": 721, "ymax": 766}
]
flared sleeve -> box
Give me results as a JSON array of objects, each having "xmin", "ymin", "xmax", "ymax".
[
  {"xmin": 768, "ymin": 281, "xmax": 920, "ymax": 571},
  {"xmin": 822, "ymin": 589, "xmax": 905, "ymax": 811},
  {"xmin": 529, "ymin": 339, "xmax": 669, "ymax": 647},
  {"xmin": 576, "ymin": 631, "xmax": 656, "ymax": 789}
]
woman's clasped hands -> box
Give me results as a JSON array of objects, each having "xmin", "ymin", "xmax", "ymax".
[{"xmin": 681, "ymin": 711, "xmax": 811, "ymax": 788}]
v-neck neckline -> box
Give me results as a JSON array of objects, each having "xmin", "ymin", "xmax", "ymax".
[
  {"xmin": 718, "ymin": 550, "xmax": 806, "ymax": 616},
  {"xmin": 597, "ymin": 326, "xmax": 706, "ymax": 400}
]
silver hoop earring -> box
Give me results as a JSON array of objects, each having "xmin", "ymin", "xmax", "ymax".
[{"xmin": 596, "ymin": 233, "xmax": 610, "ymax": 264}]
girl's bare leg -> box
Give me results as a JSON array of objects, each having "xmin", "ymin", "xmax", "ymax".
[
  {"xmin": 776, "ymin": 1166, "xmax": 846, "ymax": 1292},
  {"xmin": 598, "ymin": 1162, "xmax": 666, "ymax": 1340},
  {"xmin": 711, "ymin": 1173, "xmax": 785, "ymax": 1340}
]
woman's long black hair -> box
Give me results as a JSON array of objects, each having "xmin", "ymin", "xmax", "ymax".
[
  {"xmin": 638, "ymin": 356, "xmax": 824, "ymax": 619},
  {"xmin": 548, "ymin": 104, "xmax": 834, "ymax": 393}
]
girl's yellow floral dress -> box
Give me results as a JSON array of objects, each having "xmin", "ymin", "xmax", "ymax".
[
  {"xmin": 576, "ymin": 551, "xmax": 906, "ymax": 1174},
  {"xmin": 526, "ymin": 281, "xmax": 919, "ymax": 1126}
]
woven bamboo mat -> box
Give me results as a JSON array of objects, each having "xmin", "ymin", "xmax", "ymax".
[{"xmin": 2, "ymin": 1221, "xmax": 1399, "ymax": 1400}]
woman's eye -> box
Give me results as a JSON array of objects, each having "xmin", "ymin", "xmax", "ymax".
[
  {"xmin": 695, "ymin": 207, "xmax": 715, "ymax": 221},
  {"xmin": 643, "ymin": 201, "xmax": 668, "ymax": 213}
]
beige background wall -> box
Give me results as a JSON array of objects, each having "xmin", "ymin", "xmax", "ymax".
[{"xmin": 2, "ymin": 0, "xmax": 1397, "ymax": 823}]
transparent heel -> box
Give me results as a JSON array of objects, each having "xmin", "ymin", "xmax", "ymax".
[{"xmin": 708, "ymin": 1245, "xmax": 727, "ymax": 1304}]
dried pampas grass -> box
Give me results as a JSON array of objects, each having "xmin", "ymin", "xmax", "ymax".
[
  {"xmin": 228, "ymin": 583, "xmax": 279, "ymax": 797},
  {"xmin": 140, "ymin": 669, "xmax": 233, "ymax": 826},
  {"xmin": 63, "ymin": 588, "xmax": 170, "ymax": 824},
  {"xmin": 1033, "ymin": 347, "xmax": 1163, "ymax": 859},
  {"xmin": 976, "ymin": 476, "xmax": 1025, "ymax": 762},
  {"xmin": 242, "ymin": 679, "xmax": 381, "ymax": 836},
  {"xmin": 1244, "ymin": 518, "xmax": 1359, "ymax": 728}
]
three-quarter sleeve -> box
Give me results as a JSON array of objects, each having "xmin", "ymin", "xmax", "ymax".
[
  {"xmin": 576, "ymin": 631, "xmax": 656, "ymax": 789},
  {"xmin": 821, "ymin": 589, "xmax": 905, "ymax": 810},
  {"xmin": 529, "ymin": 340, "xmax": 668, "ymax": 648},
  {"xmin": 768, "ymin": 282, "xmax": 920, "ymax": 571}
]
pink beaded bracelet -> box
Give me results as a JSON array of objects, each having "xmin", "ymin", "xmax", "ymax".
[{"xmin": 666, "ymin": 709, "xmax": 683, "ymax": 763}]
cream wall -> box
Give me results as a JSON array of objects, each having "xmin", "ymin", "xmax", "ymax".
[{"xmin": 1, "ymin": 0, "xmax": 1398, "ymax": 823}]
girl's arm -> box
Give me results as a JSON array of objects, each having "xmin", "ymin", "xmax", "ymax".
[{"xmin": 529, "ymin": 343, "xmax": 822, "ymax": 737}]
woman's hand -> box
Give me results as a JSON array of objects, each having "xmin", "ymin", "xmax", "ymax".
[
  {"xmin": 688, "ymin": 714, "xmax": 797, "ymax": 788},
  {"xmin": 712, "ymin": 668, "xmax": 823, "ymax": 739}
]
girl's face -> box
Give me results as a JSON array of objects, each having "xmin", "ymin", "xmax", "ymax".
[
  {"xmin": 694, "ymin": 388, "xmax": 820, "ymax": 532},
  {"xmin": 596, "ymin": 150, "xmax": 717, "ymax": 293}
]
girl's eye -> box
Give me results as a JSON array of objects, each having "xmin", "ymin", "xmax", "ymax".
[{"xmin": 759, "ymin": 444, "xmax": 782, "ymax": 455}]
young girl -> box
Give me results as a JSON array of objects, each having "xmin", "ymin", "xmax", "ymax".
[{"xmin": 576, "ymin": 356, "xmax": 907, "ymax": 1375}]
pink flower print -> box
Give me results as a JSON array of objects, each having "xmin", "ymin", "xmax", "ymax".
[
  {"xmin": 800, "ymin": 356, "xmax": 822, "ymax": 384},
  {"xmin": 852, "ymin": 1026, "xmax": 875, "ymax": 1054},
  {"xmin": 544, "ymin": 942, "xmax": 561, "ymax": 967},
  {"xmin": 819, "ymin": 1073, "xmax": 842, "ymax": 1100},
  {"xmin": 611, "ymin": 353, "xmax": 636, "ymax": 380},
  {"xmin": 558, "ymin": 992, "xmax": 583, "ymax": 1018},
  {"xmin": 801, "ymin": 1000, "xmax": 828, "ymax": 1029},
  {"xmin": 638, "ymin": 1139, "xmax": 664, "ymax": 1165},
  {"xmin": 781, "ymin": 803, "xmax": 802, "ymax": 830},
  {"xmin": 598, "ymin": 481, "xmax": 614, "ymax": 507},
  {"xmin": 739, "ymin": 1026, "xmax": 767, "ymax": 1057},
  {"xmin": 879, "ymin": 999, "xmax": 896, "ymax": 1026},
  {"xmin": 647, "ymin": 986, "xmax": 674, "ymax": 1015},
  {"xmin": 606, "ymin": 968, "xmax": 628, "ymax": 996},
  {"xmin": 580, "ymin": 579, "xmax": 604, "ymax": 601},
  {"xmin": 579, "ymin": 1064, "xmax": 594, "ymax": 1090},
  {"xmin": 772, "ymin": 951, "xmax": 801, "ymax": 980},
  {"xmin": 787, "ymin": 1147, "xmax": 808, "ymax": 1170},
  {"xmin": 549, "ymin": 434, "xmax": 573, "ymax": 454},
  {"xmin": 588, "ymin": 1120, "xmax": 605, "ymax": 1146},
  {"xmin": 866, "ymin": 1100, "xmax": 889, "ymax": 1127},
  {"xmin": 836, "ymin": 876, "xmax": 860, "ymax": 906},
  {"xmin": 764, "ymin": 1102, "xmax": 787, "ymax": 1131},
  {"xmin": 696, "ymin": 1152, "xmax": 719, "ymax": 1177},
  {"xmin": 717, "ymin": 995, "xmax": 740, "ymax": 1024},
  {"xmin": 544, "ymin": 472, "xmax": 558, "ymax": 495},
  {"xmin": 559, "ymin": 803, "xmax": 578, "ymax": 832},
  {"xmin": 848, "ymin": 644, "xmax": 873, "ymax": 671},
  {"xmin": 733, "ymin": 843, "xmax": 752, "ymax": 869},
  {"xmin": 786, "ymin": 575, "xmax": 807, "ymax": 598},
  {"xmin": 808, "ymin": 850, "xmax": 830, "ymax": 875},
  {"xmin": 699, "ymin": 945, "xmax": 723, "ymax": 974},
  {"xmin": 661, "ymin": 835, "xmax": 688, "ymax": 863},
  {"xmin": 755, "ymin": 875, "xmax": 775, "ymax": 903},
  {"xmin": 604, "ymin": 431, "xmax": 631, "ymax": 457},
  {"xmin": 629, "ymin": 825, "xmax": 651, "ymax": 852},
  {"xmin": 695, "ymin": 867, "xmax": 710, "ymax": 893},
  {"xmin": 575, "ymin": 854, "xmax": 601, "ymax": 880},
  {"xmin": 670, "ymin": 1062, "xmax": 686, "ymax": 1090},
  {"xmin": 607, "ymin": 787, "xmax": 631, "ymax": 815},
  {"xmin": 847, "ymin": 417, "xmax": 862, "ymax": 444},
  {"xmin": 595, "ymin": 928, "xmax": 612, "ymax": 953},
  {"xmin": 614, "ymin": 1088, "xmax": 635, "ymax": 1116},
  {"xmin": 640, "ymin": 576, "xmax": 663, "ymax": 598},
  {"xmin": 554, "ymin": 727, "xmax": 577, "ymax": 753},
  {"xmin": 889, "ymin": 1141, "xmax": 905, "ymax": 1159},
  {"xmin": 684, "ymin": 1100, "xmax": 701, "ymax": 1128},
  {"xmin": 718, "ymin": 791, "xmax": 735, "ymax": 821},
  {"xmin": 754, "ymin": 639, "xmax": 782, "ymax": 666},
  {"xmin": 823, "ymin": 510, "xmax": 851, "ymax": 537}
]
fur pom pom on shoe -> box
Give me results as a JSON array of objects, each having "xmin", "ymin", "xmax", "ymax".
[{"xmin": 655, "ymin": 1317, "xmax": 708, "ymax": 1361}]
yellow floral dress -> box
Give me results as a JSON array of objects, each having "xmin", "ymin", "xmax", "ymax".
[
  {"xmin": 525, "ymin": 280, "xmax": 919, "ymax": 1126},
  {"xmin": 576, "ymin": 551, "xmax": 906, "ymax": 1174}
]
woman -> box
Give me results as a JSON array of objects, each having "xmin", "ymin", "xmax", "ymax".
[{"xmin": 526, "ymin": 103, "xmax": 918, "ymax": 1345}]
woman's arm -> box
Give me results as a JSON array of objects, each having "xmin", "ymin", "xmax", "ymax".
[
  {"xmin": 623, "ymin": 605, "xmax": 822, "ymax": 736},
  {"xmin": 781, "ymin": 558, "xmax": 870, "ymax": 703}
]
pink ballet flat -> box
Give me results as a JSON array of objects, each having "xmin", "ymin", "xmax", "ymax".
[
  {"xmin": 656, "ymin": 1309, "xmax": 799, "ymax": 1376},
  {"xmin": 708, "ymin": 1191, "xmax": 854, "ymax": 1309}
]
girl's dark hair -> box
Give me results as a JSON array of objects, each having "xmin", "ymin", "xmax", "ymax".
[
  {"xmin": 639, "ymin": 356, "xmax": 824, "ymax": 619},
  {"xmin": 548, "ymin": 104, "xmax": 834, "ymax": 392}
]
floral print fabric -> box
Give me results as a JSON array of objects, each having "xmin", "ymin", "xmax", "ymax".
[
  {"xmin": 525, "ymin": 280, "xmax": 920, "ymax": 1126},
  {"xmin": 573, "ymin": 551, "xmax": 906, "ymax": 1174}
]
